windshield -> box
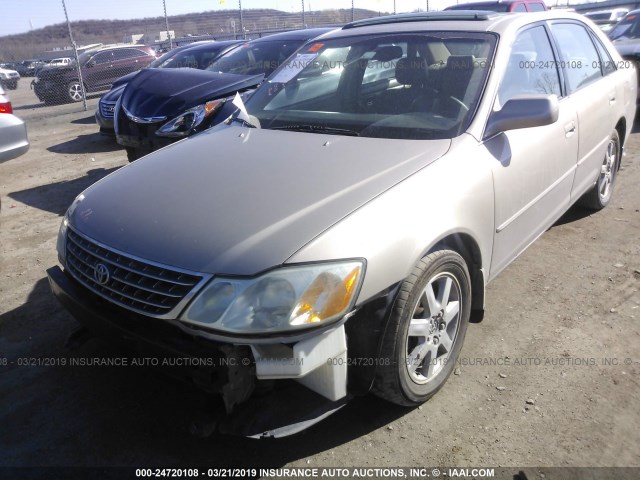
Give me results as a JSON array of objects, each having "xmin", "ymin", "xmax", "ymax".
[
  {"xmin": 153, "ymin": 44, "xmax": 240, "ymax": 69},
  {"xmin": 243, "ymin": 32, "xmax": 496, "ymax": 140},
  {"xmin": 609, "ymin": 13, "xmax": 640, "ymax": 39},
  {"xmin": 207, "ymin": 39, "xmax": 304, "ymax": 76}
]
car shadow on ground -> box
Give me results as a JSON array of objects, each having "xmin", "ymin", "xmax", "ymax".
[
  {"xmin": 47, "ymin": 133, "xmax": 122, "ymax": 155},
  {"xmin": 0, "ymin": 276, "xmax": 410, "ymax": 467},
  {"xmin": 70, "ymin": 114, "xmax": 97, "ymax": 125},
  {"xmin": 552, "ymin": 204, "xmax": 594, "ymax": 227},
  {"xmin": 8, "ymin": 167, "xmax": 119, "ymax": 216}
]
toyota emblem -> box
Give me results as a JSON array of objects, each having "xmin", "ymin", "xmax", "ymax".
[{"xmin": 93, "ymin": 263, "xmax": 110, "ymax": 285}]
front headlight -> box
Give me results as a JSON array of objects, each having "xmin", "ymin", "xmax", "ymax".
[
  {"xmin": 0, "ymin": 73, "xmax": 7, "ymax": 79},
  {"xmin": 181, "ymin": 260, "xmax": 364, "ymax": 334},
  {"xmin": 57, "ymin": 194, "xmax": 84, "ymax": 267},
  {"xmin": 56, "ymin": 215, "xmax": 69, "ymax": 267},
  {"xmin": 156, "ymin": 99, "xmax": 224, "ymax": 137}
]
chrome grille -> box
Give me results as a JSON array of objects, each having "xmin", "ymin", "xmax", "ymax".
[
  {"xmin": 99, "ymin": 101, "xmax": 116, "ymax": 119},
  {"xmin": 65, "ymin": 228, "xmax": 204, "ymax": 317}
]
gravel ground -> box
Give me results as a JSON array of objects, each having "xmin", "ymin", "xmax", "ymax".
[{"xmin": 1, "ymin": 80, "xmax": 639, "ymax": 478}]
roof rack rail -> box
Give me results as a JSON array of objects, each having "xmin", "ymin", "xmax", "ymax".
[{"xmin": 342, "ymin": 11, "xmax": 497, "ymax": 29}]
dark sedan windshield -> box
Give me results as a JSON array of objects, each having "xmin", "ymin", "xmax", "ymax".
[
  {"xmin": 244, "ymin": 32, "xmax": 496, "ymax": 140},
  {"xmin": 609, "ymin": 13, "xmax": 640, "ymax": 40},
  {"xmin": 153, "ymin": 44, "xmax": 240, "ymax": 69},
  {"xmin": 207, "ymin": 40, "xmax": 304, "ymax": 76}
]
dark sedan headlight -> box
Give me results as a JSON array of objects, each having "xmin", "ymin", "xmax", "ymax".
[
  {"xmin": 156, "ymin": 100, "xmax": 225, "ymax": 137},
  {"xmin": 181, "ymin": 260, "xmax": 364, "ymax": 334}
]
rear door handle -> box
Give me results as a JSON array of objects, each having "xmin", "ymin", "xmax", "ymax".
[
  {"xmin": 609, "ymin": 92, "xmax": 616, "ymax": 104},
  {"xmin": 564, "ymin": 121, "xmax": 576, "ymax": 137}
]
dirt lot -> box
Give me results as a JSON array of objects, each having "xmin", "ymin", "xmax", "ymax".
[{"xmin": 1, "ymin": 79, "xmax": 640, "ymax": 476}]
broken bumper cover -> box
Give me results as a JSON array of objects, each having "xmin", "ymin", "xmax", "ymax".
[{"xmin": 46, "ymin": 265, "xmax": 351, "ymax": 437}]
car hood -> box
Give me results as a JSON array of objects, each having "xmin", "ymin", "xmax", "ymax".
[
  {"xmin": 0, "ymin": 68, "xmax": 19, "ymax": 75},
  {"xmin": 100, "ymin": 83, "xmax": 126, "ymax": 103},
  {"xmin": 69, "ymin": 126, "xmax": 451, "ymax": 275},
  {"xmin": 112, "ymin": 71, "xmax": 139, "ymax": 89},
  {"xmin": 120, "ymin": 68, "xmax": 264, "ymax": 119}
]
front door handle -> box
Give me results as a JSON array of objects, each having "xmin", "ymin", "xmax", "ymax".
[
  {"xmin": 609, "ymin": 92, "xmax": 616, "ymax": 104},
  {"xmin": 564, "ymin": 121, "xmax": 576, "ymax": 138}
]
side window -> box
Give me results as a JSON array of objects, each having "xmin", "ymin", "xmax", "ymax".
[
  {"xmin": 528, "ymin": 3, "xmax": 546, "ymax": 11},
  {"xmin": 550, "ymin": 23, "xmax": 603, "ymax": 93},
  {"xmin": 591, "ymin": 34, "xmax": 616, "ymax": 76},
  {"xmin": 497, "ymin": 26, "xmax": 561, "ymax": 107},
  {"xmin": 113, "ymin": 49, "xmax": 145, "ymax": 60},
  {"xmin": 92, "ymin": 52, "xmax": 113, "ymax": 64},
  {"xmin": 512, "ymin": 4, "xmax": 527, "ymax": 12}
]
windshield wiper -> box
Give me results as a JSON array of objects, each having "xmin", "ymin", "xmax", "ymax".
[
  {"xmin": 270, "ymin": 124, "xmax": 359, "ymax": 136},
  {"xmin": 228, "ymin": 116, "xmax": 257, "ymax": 128}
]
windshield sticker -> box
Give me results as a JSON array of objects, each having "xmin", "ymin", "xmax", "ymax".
[
  {"xmin": 307, "ymin": 42, "xmax": 324, "ymax": 53},
  {"xmin": 269, "ymin": 53, "xmax": 318, "ymax": 84}
]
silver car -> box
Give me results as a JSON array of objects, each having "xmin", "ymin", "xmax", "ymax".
[
  {"xmin": 0, "ymin": 85, "xmax": 29, "ymax": 163},
  {"xmin": 48, "ymin": 11, "xmax": 636, "ymax": 437}
]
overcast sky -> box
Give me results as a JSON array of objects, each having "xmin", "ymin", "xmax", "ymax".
[{"xmin": 0, "ymin": 0, "xmax": 580, "ymax": 37}]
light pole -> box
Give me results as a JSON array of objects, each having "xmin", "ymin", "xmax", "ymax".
[{"xmin": 61, "ymin": 0, "xmax": 87, "ymax": 111}]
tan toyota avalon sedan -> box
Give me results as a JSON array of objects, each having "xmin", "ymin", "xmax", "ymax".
[{"xmin": 48, "ymin": 11, "xmax": 636, "ymax": 436}]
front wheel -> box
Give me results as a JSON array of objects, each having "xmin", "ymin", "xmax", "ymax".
[
  {"xmin": 67, "ymin": 80, "xmax": 84, "ymax": 103},
  {"xmin": 373, "ymin": 250, "xmax": 471, "ymax": 406},
  {"xmin": 579, "ymin": 129, "xmax": 620, "ymax": 210}
]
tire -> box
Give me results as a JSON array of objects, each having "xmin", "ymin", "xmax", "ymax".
[
  {"xmin": 579, "ymin": 129, "xmax": 620, "ymax": 210},
  {"xmin": 7, "ymin": 82, "xmax": 17, "ymax": 90},
  {"xmin": 66, "ymin": 80, "xmax": 84, "ymax": 103},
  {"xmin": 373, "ymin": 250, "xmax": 471, "ymax": 406},
  {"xmin": 126, "ymin": 147, "xmax": 141, "ymax": 162}
]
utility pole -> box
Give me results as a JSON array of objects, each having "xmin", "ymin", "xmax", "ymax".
[
  {"xmin": 302, "ymin": 0, "xmax": 305, "ymax": 27},
  {"xmin": 163, "ymin": 0, "xmax": 173, "ymax": 49},
  {"xmin": 239, "ymin": 0, "xmax": 245, "ymax": 39},
  {"xmin": 61, "ymin": 0, "xmax": 87, "ymax": 111},
  {"xmin": 351, "ymin": 0, "xmax": 354, "ymax": 21}
]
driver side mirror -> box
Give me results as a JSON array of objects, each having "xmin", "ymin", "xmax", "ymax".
[
  {"xmin": 484, "ymin": 95, "xmax": 559, "ymax": 139},
  {"xmin": 86, "ymin": 60, "xmax": 96, "ymax": 68}
]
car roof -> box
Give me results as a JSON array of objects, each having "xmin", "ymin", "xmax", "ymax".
[
  {"xmin": 621, "ymin": 9, "xmax": 640, "ymax": 17},
  {"xmin": 178, "ymin": 39, "xmax": 242, "ymax": 52},
  {"xmin": 247, "ymin": 27, "xmax": 335, "ymax": 44},
  {"xmin": 324, "ymin": 10, "xmax": 590, "ymax": 38}
]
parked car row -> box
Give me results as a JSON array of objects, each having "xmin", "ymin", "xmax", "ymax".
[{"xmin": 46, "ymin": 11, "xmax": 636, "ymax": 437}]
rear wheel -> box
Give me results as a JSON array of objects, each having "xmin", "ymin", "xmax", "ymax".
[
  {"xmin": 373, "ymin": 250, "xmax": 471, "ymax": 406},
  {"xmin": 67, "ymin": 80, "xmax": 84, "ymax": 103},
  {"xmin": 579, "ymin": 129, "xmax": 620, "ymax": 210}
]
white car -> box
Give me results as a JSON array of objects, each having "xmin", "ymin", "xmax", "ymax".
[
  {"xmin": 0, "ymin": 85, "xmax": 29, "ymax": 164},
  {"xmin": 48, "ymin": 57, "xmax": 72, "ymax": 68},
  {"xmin": 0, "ymin": 66, "xmax": 20, "ymax": 90}
]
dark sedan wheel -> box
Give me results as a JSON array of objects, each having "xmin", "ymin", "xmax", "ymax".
[
  {"xmin": 67, "ymin": 80, "xmax": 84, "ymax": 103},
  {"xmin": 373, "ymin": 249, "xmax": 471, "ymax": 406},
  {"xmin": 579, "ymin": 129, "xmax": 620, "ymax": 210}
]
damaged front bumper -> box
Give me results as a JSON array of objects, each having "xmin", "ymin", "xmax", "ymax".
[{"xmin": 47, "ymin": 266, "xmax": 353, "ymax": 438}]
